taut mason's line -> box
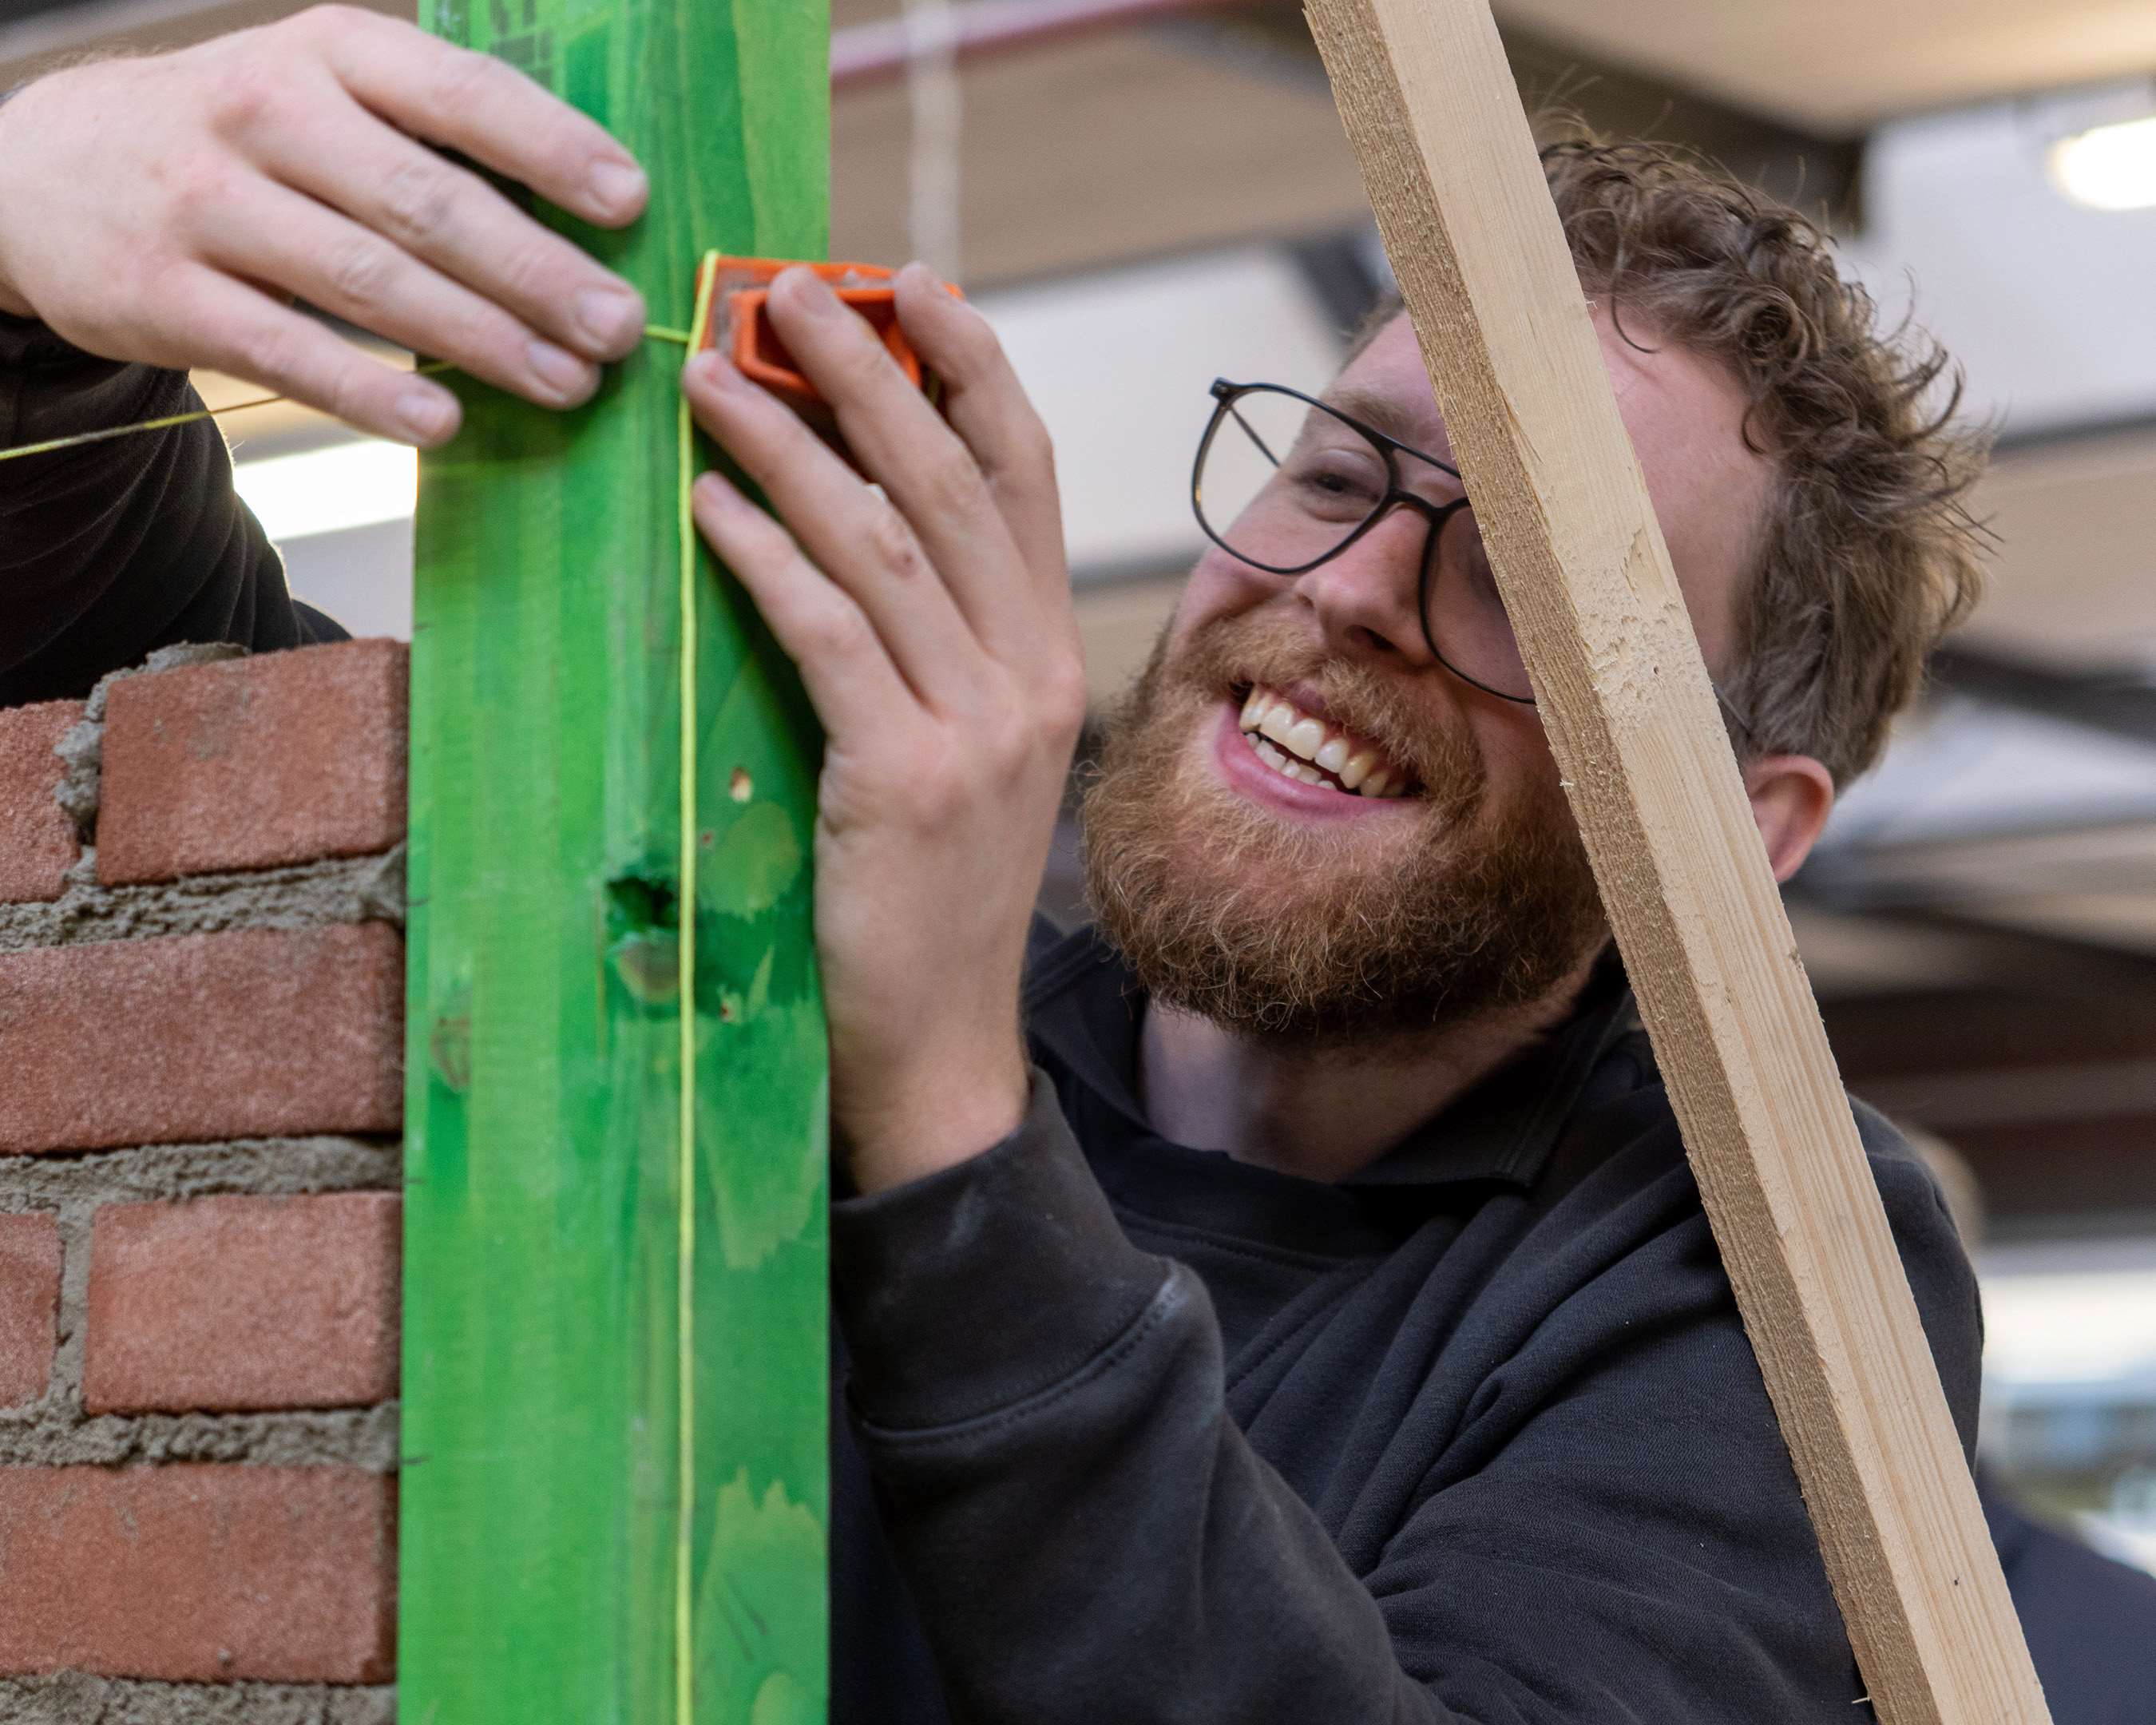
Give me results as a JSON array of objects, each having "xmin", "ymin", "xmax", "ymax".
[
  {"xmin": 676, "ymin": 250, "xmax": 724, "ymax": 1725},
  {"xmin": 0, "ymin": 327, "xmax": 698, "ymax": 464}
]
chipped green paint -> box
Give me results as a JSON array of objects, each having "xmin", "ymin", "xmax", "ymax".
[{"xmin": 398, "ymin": 1, "xmax": 830, "ymax": 1719}]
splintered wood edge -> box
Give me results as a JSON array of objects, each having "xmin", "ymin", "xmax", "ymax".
[{"xmin": 1302, "ymin": 0, "xmax": 2048, "ymax": 1718}]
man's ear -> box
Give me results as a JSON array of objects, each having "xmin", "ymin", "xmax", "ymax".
[{"xmin": 1742, "ymin": 754, "xmax": 1836, "ymax": 883}]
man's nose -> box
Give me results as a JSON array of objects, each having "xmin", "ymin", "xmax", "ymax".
[{"xmin": 1289, "ymin": 506, "xmax": 1439, "ymax": 668}]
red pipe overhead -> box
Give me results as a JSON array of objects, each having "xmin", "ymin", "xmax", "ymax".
[{"xmin": 830, "ymin": 0, "xmax": 1259, "ymax": 92}]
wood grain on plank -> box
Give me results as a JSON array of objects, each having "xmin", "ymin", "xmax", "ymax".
[{"xmin": 1302, "ymin": 0, "xmax": 2048, "ymax": 1718}]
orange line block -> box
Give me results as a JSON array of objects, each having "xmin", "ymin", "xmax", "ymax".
[{"xmin": 696, "ymin": 256, "xmax": 961, "ymax": 435}]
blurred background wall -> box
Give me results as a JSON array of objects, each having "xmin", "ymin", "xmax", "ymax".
[{"xmin": 8, "ymin": 0, "xmax": 2155, "ymax": 1570}]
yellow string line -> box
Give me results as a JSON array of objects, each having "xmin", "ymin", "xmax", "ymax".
[
  {"xmin": 0, "ymin": 326, "xmax": 696, "ymax": 465},
  {"xmin": 676, "ymin": 251, "xmax": 722, "ymax": 1725}
]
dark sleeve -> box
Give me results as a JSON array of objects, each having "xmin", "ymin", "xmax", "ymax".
[
  {"xmin": 0, "ymin": 316, "xmax": 343, "ymax": 706},
  {"xmin": 831, "ymin": 1076, "xmax": 1985, "ymax": 1724}
]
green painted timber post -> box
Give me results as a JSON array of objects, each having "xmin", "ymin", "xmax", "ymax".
[{"xmin": 398, "ymin": 3, "xmax": 831, "ymax": 1721}]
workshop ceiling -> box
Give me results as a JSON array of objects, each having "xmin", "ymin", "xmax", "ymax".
[
  {"xmin": 1492, "ymin": 0, "xmax": 2156, "ymax": 135},
  {"xmin": 831, "ymin": 30, "xmax": 1364, "ymax": 285}
]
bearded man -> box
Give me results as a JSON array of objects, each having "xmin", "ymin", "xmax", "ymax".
[{"xmin": 0, "ymin": 10, "xmax": 1992, "ymax": 1720}]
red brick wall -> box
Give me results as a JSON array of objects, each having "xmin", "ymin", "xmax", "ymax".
[{"xmin": 0, "ymin": 641, "xmax": 406, "ymax": 1724}]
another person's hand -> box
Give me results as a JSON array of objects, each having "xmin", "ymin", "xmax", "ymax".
[
  {"xmin": 684, "ymin": 267, "xmax": 1085, "ymax": 1194},
  {"xmin": 0, "ymin": 4, "xmax": 649, "ymax": 446}
]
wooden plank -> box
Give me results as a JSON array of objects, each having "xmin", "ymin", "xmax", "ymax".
[
  {"xmin": 398, "ymin": 2, "xmax": 830, "ymax": 1721},
  {"xmin": 1301, "ymin": 2, "xmax": 2050, "ymax": 1720}
]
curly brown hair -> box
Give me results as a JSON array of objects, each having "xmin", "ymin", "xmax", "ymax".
[{"xmin": 1357, "ymin": 131, "xmax": 1989, "ymax": 787}]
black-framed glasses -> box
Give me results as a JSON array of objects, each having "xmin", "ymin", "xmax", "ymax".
[{"xmin": 1191, "ymin": 379, "xmax": 1758, "ymax": 747}]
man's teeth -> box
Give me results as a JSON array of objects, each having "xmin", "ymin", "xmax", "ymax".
[{"xmin": 1235, "ymin": 685, "xmax": 1409, "ymax": 799}]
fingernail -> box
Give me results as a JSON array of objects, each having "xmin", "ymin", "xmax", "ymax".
[
  {"xmin": 783, "ymin": 267, "xmax": 840, "ymax": 317},
  {"xmin": 589, "ymin": 157, "xmax": 648, "ymax": 218},
  {"xmin": 689, "ymin": 350, "xmax": 747, "ymax": 394},
  {"xmin": 575, "ymin": 284, "xmax": 644, "ymax": 355},
  {"xmin": 528, "ymin": 339, "xmax": 593, "ymax": 402},
  {"xmin": 398, "ymin": 386, "xmax": 455, "ymax": 445},
  {"xmin": 695, "ymin": 470, "xmax": 744, "ymax": 511}
]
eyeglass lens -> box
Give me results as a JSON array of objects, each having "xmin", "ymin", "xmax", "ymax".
[{"xmin": 1194, "ymin": 387, "xmax": 1532, "ymax": 701}]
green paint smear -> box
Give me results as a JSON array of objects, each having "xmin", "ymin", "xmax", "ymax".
[
  {"xmin": 706, "ymin": 803, "xmax": 805, "ymax": 919},
  {"xmin": 698, "ymin": 994, "xmax": 826, "ymax": 1271},
  {"xmin": 696, "ymin": 1471, "xmax": 827, "ymax": 1720}
]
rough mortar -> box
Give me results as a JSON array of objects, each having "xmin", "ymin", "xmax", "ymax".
[
  {"xmin": 53, "ymin": 644, "xmax": 248, "ymax": 840},
  {"xmin": 0, "ymin": 1671, "xmax": 394, "ymax": 1724},
  {"xmin": 0, "ymin": 1136, "xmax": 398, "ymax": 1446},
  {"xmin": 0, "ymin": 1402, "xmax": 399, "ymax": 1470},
  {"xmin": 0, "ymin": 847, "xmax": 404, "ymax": 954},
  {"xmin": 0, "ymin": 1137, "xmax": 401, "ymax": 1211}
]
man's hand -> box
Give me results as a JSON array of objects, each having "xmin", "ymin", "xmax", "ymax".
[
  {"xmin": 684, "ymin": 267, "xmax": 1085, "ymax": 1195},
  {"xmin": 0, "ymin": 4, "xmax": 649, "ymax": 446}
]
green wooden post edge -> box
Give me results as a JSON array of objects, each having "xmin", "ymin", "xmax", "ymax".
[{"xmin": 398, "ymin": 3, "xmax": 830, "ymax": 1720}]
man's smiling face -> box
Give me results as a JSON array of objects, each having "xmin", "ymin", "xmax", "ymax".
[{"xmin": 1080, "ymin": 309, "xmax": 1774, "ymax": 1045}]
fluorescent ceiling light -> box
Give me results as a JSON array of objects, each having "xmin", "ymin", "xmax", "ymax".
[
  {"xmin": 232, "ymin": 440, "xmax": 417, "ymax": 541},
  {"xmin": 2050, "ymin": 114, "xmax": 2156, "ymax": 212}
]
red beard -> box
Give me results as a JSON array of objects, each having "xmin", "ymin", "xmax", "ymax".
[{"xmin": 1080, "ymin": 612, "xmax": 1608, "ymax": 1046}]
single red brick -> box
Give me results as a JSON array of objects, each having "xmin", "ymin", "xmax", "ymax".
[
  {"xmin": 0, "ymin": 1215, "xmax": 61, "ymax": 1406},
  {"xmin": 97, "ymin": 640, "xmax": 407, "ymax": 885},
  {"xmin": 85, "ymin": 1194, "xmax": 398, "ymax": 1414},
  {"xmin": 0, "ymin": 924, "xmax": 402, "ymax": 1156},
  {"xmin": 0, "ymin": 1465, "xmax": 394, "ymax": 1682},
  {"xmin": 0, "ymin": 701, "xmax": 84, "ymax": 903}
]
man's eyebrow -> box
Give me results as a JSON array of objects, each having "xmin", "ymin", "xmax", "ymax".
[{"xmin": 1320, "ymin": 383, "xmax": 1453, "ymax": 466}]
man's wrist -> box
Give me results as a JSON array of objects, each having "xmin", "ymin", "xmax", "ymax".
[{"xmin": 840, "ymin": 1045, "xmax": 1032, "ymax": 1196}]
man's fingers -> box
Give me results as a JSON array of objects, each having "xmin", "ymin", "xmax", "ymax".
[
  {"xmin": 890, "ymin": 264, "xmax": 1068, "ymax": 587},
  {"xmin": 172, "ymin": 268, "xmax": 461, "ymax": 446},
  {"xmin": 759, "ymin": 268, "xmax": 1040, "ymax": 652},
  {"xmin": 196, "ymin": 181, "xmax": 600, "ymax": 410},
  {"xmin": 260, "ymin": 86, "xmax": 646, "ymax": 363},
  {"xmin": 311, "ymin": 7, "xmax": 648, "ymax": 229},
  {"xmin": 684, "ymin": 349, "xmax": 981, "ymax": 705},
  {"xmin": 691, "ymin": 470, "xmax": 913, "ymax": 737}
]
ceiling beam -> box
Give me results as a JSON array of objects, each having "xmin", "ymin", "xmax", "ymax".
[
  {"xmin": 1857, "ymin": 1056, "xmax": 2156, "ymax": 1133},
  {"xmin": 1932, "ymin": 644, "xmax": 2156, "ymax": 748},
  {"xmin": 1149, "ymin": 2, "xmax": 1865, "ymax": 224},
  {"xmin": 831, "ymin": 0, "xmax": 1252, "ymax": 90},
  {"xmin": 1285, "ymin": 228, "xmax": 1389, "ymax": 340},
  {"xmin": 1499, "ymin": 26, "xmax": 1865, "ymax": 224},
  {"xmin": 1800, "ymin": 903, "xmax": 2156, "ymax": 1002}
]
